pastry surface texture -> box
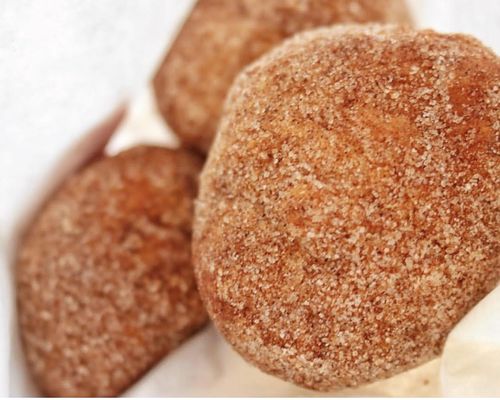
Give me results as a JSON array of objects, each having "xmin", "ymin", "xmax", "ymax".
[{"xmin": 193, "ymin": 25, "xmax": 500, "ymax": 390}]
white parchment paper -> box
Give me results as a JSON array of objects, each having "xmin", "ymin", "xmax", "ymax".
[{"xmin": 1, "ymin": 0, "xmax": 499, "ymax": 396}]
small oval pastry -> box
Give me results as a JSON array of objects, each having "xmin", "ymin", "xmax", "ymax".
[
  {"xmin": 153, "ymin": 0, "xmax": 413, "ymax": 153},
  {"xmin": 17, "ymin": 146, "xmax": 207, "ymax": 397},
  {"xmin": 193, "ymin": 25, "xmax": 500, "ymax": 390}
]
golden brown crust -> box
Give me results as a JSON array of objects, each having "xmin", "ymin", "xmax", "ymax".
[
  {"xmin": 193, "ymin": 25, "xmax": 500, "ymax": 390},
  {"xmin": 17, "ymin": 146, "xmax": 207, "ymax": 397},
  {"xmin": 154, "ymin": 0, "xmax": 413, "ymax": 153}
]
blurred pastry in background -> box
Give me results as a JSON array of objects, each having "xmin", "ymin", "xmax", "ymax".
[
  {"xmin": 17, "ymin": 146, "xmax": 207, "ymax": 397},
  {"xmin": 153, "ymin": 0, "xmax": 413, "ymax": 153}
]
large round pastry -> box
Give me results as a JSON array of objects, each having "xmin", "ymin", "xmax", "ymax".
[{"xmin": 193, "ymin": 25, "xmax": 500, "ymax": 390}]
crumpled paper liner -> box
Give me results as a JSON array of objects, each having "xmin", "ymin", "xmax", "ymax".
[{"xmin": 441, "ymin": 287, "xmax": 500, "ymax": 397}]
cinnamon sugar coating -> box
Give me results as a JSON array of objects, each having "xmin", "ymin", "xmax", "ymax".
[
  {"xmin": 17, "ymin": 146, "xmax": 207, "ymax": 397},
  {"xmin": 154, "ymin": 0, "xmax": 412, "ymax": 153},
  {"xmin": 193, "ymin": 25, "xmax": 500, "ymax": 390}
]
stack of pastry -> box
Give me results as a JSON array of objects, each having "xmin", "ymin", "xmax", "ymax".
[{"xmin": 17, "ymin": 0, "xmax": 499, "ymax": 396}]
